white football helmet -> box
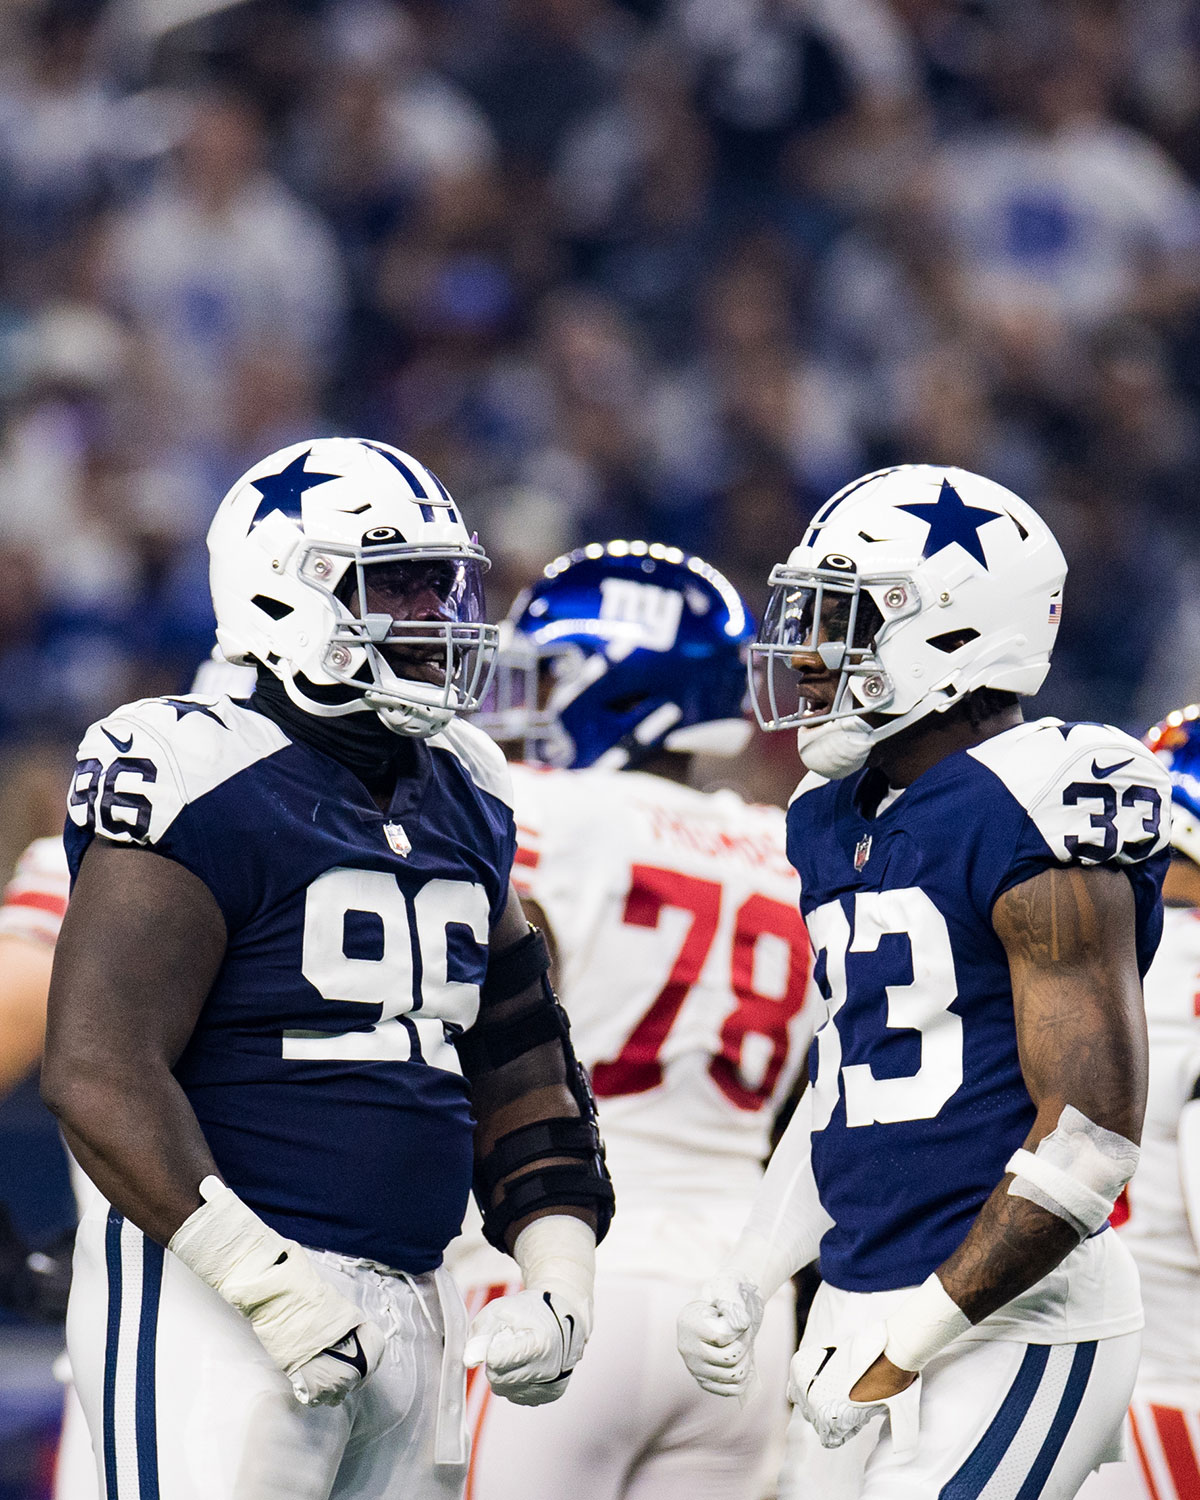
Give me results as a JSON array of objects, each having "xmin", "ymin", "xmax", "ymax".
[
  {"xmin": 753, "ymin": 464, "xmax": 1067, "ymax": 778},
  {"xmin": 208, "ymin": 437, "xmax": 499, "ymax": 737}
]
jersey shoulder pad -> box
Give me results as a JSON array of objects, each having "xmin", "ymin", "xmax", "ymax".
[
  {"xmin": 69, "ymin": 695, "xmax": 289, "ymax": 848},
  {"xmin": 428, "ymin": 718, "xmax": 513, "ymax": 809},
  {"xmin": 789, "ymin": 770, "xmax": 830, "ymax": 807},
  {"xmin": 968, "ymin": 718, "xmax": 1170, "ymax": 866}
]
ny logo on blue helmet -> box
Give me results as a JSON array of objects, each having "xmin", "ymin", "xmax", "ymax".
[{"xmin": 476, "ymin": 541, "xmax": 755, "ymax": 770}]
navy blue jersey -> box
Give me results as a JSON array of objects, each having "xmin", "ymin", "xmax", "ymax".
[
  {"xmin": 787, "ymin": 718, "xmax": 1170, "ymax": 1294},
  {"xmin": 64, "ymin": 694, "xmax": 516, "ymax": 1272}
]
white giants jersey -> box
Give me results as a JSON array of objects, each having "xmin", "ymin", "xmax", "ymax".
[
  {"xmin": 453, "ymin": 764, "xmax": 813, "ymax": 1287},
  {"xmin": 0, "ymin": 835, "xmax": 70, "ymax": 946},
  {"xmin": 1119, "ymin": 903, "xmax": 1200, "ymax": 1400}
]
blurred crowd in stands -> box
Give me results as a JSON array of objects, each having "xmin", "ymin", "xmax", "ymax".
[{"xmin": 1, "ymin": 0, "xmax": 1200, "ymax": 851}]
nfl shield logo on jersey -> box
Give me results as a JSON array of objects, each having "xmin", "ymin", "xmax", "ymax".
[
  {"xmin": 384, "ymin": 822, "xmax": 411, "ymax": 857},
  {"xmin": 854, "ymin": 834, "xmax": 872, "ymax": 871}
]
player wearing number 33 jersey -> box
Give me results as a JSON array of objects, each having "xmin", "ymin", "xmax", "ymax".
[
  {"xmin": 43, "ymin": 438, "xmax": 613, "ymax": 1500},
  {"xmin": 453, "ymin": 543, "xmax": 814, "ymax": 1500},
  {"xmin": 678, "ymin": 464, "xmax": 1171, "ymax": 1500}
]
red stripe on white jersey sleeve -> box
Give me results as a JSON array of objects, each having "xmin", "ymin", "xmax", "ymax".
[{"xmin": 0, "ymin": 836, "xmax": 71, "ymax": 947}]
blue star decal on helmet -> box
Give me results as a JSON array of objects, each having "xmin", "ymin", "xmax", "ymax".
[
  {"xmin": 164, "ymin": 699, "xmax": 227, "ymax": 726},
  {"xmin": 897, "ymin": 479, "xmax": 1002, "ymax": 570},
  {"xmin": 249, "ymin": 450, "xmax": 340, "ymax": 527}
]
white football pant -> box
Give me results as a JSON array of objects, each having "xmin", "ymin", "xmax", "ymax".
[
  {"xmin": 1076, "ymin": 1400, "xmax": 1200, "ymax": 1499},
  {"xmin": 462, "ymin": 1272, "xmax": 794, "ymax": 1500},
  {"xmin": 778, "ymin": 1283, "xmax": 1139, "ymax": 1500},
  {"xmin": 68, "ymin": 1206, "xmax": 469, "ymax": 1500},
  {"xmin": 54, "ymin": 1376, "xmax": 98, "ymax": 1500}
]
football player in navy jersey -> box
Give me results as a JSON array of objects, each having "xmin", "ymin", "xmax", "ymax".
[
  {"xmin": 39, "ymin": 438, "xmax": 614, "ymax": 1500},
  {"xmin": 677, "ymin": 464, "xmax": 1171, "ymax": 1499}
]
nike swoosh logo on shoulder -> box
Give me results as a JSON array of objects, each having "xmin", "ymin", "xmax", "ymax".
[
  {"xmin": 1091, "ymin": 756, "xmax": 1133, "ymax": 779},
  {"xmin": 103, "ymin": 727, "xmax": 134, "ymax": 754}
]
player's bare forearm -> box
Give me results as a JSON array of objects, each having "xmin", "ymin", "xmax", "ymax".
[
  {"xmin": 0, "ymin": 935, "xmax": 53, "ymax": 1096},
  {"xmin": 934, "ymin": 1174, "xmax": 1079, "ymax": 1323},
  {"xmin": 41, "ymin": 842, "xmax": 226, "ymax": 1245},
  {"xmin": 940, "ymin": 864, "xmax": 1146, "ymax": 1324}
]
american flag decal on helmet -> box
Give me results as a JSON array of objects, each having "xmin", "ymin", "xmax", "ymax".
[{"xmin": 1048, "ymin": 599, "xmax": 1062, "ymax": 625}]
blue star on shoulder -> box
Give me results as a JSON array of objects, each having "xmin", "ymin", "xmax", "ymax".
[
  {"xmin": 250, "ymin": 449, "xmax": 340, "ymax": 526},
  {"xmin": 164, "ymin": 699, "xmax": 227, "ymax": 727},
  {"xmin": 898, "ymin": 479, "xmax": 1002, "ymax": 570}
]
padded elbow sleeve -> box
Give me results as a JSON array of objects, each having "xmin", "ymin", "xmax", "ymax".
[{"xmin": 455, "ymin": 928, "xmax": 615, "ymax": 1251}]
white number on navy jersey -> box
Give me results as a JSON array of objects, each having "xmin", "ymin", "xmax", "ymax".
[
  {"xmin": 289, "ymin": 867, "xmax": 490, "ymax": 1063},
  {"xmin": 807, "ymin": 889, "xmax": 962, "ymax": 1129}
]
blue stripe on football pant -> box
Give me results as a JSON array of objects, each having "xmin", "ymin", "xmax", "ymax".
[
  {"xmin": 1013, "ymin": 1341, "xmax": 1097, "ymax": 1500},
  {"xmin": 103, "ymin": 1210, "xmax": 123, "ymax": 1500},
  {"xmin": 135, "ymin": 1236, "xmax": 164, "ymax": 1500},
  {"xmin": 939, "ymin": 1344, "xmax": 1051, "ymax": 1500}
]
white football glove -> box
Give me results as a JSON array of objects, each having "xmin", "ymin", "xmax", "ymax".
[
  {"xmin": 464, "ymin": 1214, "xmax": 595, "ymax": 1406},
  {"xmin": 463, "ymin": 1286, "xmax": 588, "ymax": 1405},
  {"xmin": 789, "ymin": 1321, "xmax": 920, "ymax": 1460},
  {"xmin": 169, "ymin": 1177, "xmax": 385, "ymax": 1407},
  {"xmin": 676, "ymin": 1270, "xmax": 764, "ymax": 1398}
]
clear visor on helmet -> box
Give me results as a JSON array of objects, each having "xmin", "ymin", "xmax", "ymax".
[
  {"xmin": 750, "ymin": 563, "xmax": 905, "ymax": 731},
  {"xmin": 299, "ymin": 541, "xmax": 499, "ymax": 723}
]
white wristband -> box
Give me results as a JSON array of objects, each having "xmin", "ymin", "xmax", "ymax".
[{"xmin": 883, "ymin": 1274, "xmax": 970, "ymax": 1373}]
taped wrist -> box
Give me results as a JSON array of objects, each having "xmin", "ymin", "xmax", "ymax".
[
  {"xmin": 1006, "ymin": 1105, "xmax": 1139, "ymax": 1238},
  {"xmin": 169, "ymin": 1177, "xmax": 362, "ymax": 1375},
  {"xmin": 513, "ymin": 1215, "xmax": 595, "ymax": 1331},
  {"xmin": 883, "ymin": 1274, "xmax": 970, "ymax": 1373}
]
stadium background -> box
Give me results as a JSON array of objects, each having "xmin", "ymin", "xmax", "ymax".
[{"xmin": 1, "ymin": 0, "xmax": 1200, "ymax": 1491}]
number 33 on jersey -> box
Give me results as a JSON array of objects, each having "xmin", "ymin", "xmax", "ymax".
[
  {"xmin": 791, "ymin": 717, "xmax": 1171, "ymax": 1296},
  {"xmin": 65, "ymin": 692, "xmax": 517, "ymax": 1273}
]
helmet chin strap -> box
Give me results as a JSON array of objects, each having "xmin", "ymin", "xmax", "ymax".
[
  {"xmin": 796, "ymin": 683, "xmax": 971, "ymax": 780},
  {"xmin": 795, "ymin": 717, "xmax": 875, "ymax": 779}
]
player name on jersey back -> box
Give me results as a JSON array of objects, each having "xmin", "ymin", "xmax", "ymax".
[
  {"xmin": 65, "ymin": 694, "xmax": 516, "ymax": 1273},
  {"xmin": 789, "ymin": 718, "xmax": 1169, "ymax": 1313},
  {"xmin": 509, "ymin": 764, "xmax": 813, "ymax": 1275}
]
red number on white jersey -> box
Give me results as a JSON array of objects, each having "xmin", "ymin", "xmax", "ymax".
[{"xmin": 590, "ymin": 863, "xmax": 810, "ymax": 1111}]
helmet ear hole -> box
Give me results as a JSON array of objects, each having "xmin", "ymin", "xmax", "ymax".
[
  {"xmin": 252, "ymin": 594, "xmax": 293, "ymax": 621},
  {"xmin": 927, "ymin": 628, "xmax": 980, "ymax": 653}
]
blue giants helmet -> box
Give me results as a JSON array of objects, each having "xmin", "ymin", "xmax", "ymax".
[
  {"xmin": 1145, "ymin": 705, "xmax": 1200, "ymax": 864},
  {"xmin": 478, "ymin": 541, "xmax": 756, "ymax": 769}
]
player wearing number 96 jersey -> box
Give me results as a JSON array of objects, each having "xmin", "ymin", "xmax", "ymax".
[
  {"xmin": 453, "ymin": 542, "xmax": 814, "ymax": 1500},
  {"xmin": 41, "ymin": 438, "xmax": 614, "ymax": 1500},
  {"xmin": 677, "ymin": 464, "xmax": 1171, "ymax": 1500}
]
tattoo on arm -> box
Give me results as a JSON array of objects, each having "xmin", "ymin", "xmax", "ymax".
[{"xmin": 935, "ymin": 865, "xmax": 1146, "ymax": 1326}]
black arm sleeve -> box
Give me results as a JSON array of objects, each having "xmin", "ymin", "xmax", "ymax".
[{"xmin": 454, "ymin": 928, "xmax": 615, "ymax": 1253}]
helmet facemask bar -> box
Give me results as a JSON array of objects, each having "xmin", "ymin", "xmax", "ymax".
[
  {"xmin": 474, "ymin": 626, "xmax": 583, "ymax": 761},
  {"xmin": 297, "ymin": 540, "xmax": 500, "ymax": 733},
  {"xmin": 751, "ymin": 563, "xmax": 911, "ymax": 732}
]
